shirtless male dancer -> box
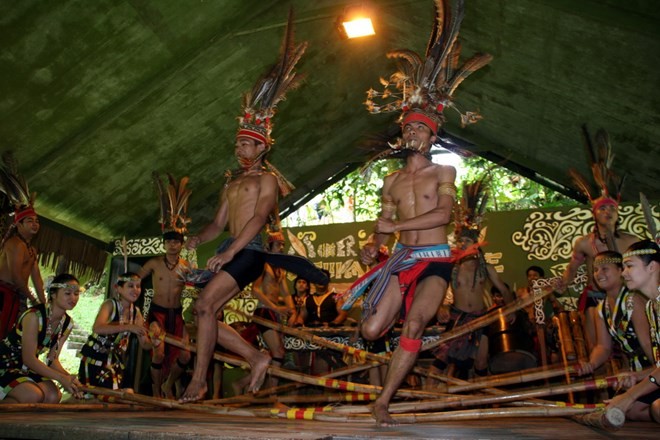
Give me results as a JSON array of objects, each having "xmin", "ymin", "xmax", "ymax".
[
  {"xmin": 139, "ymin": 231, "xmax": 192, "ymax": 398},
  {"xmin": 0, "ymin": 205, "xmax": 45, "ymax": 339},
  {"xmin": 430, "ymin": 227, "xmax": 512, "ymax": 381},
  {"xmin": 179, "ymin": 14, "xmax": 309, "ymax": 402},
  {"xmin": 562, "ymin": 127, "xmax": 637, "ymax": 352},
  {"xmin": 349, "ymin": 0, "xmax": 492, "ymax": 424}
]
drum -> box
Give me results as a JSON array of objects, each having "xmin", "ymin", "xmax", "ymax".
[{"xmin": 488, "ymin": 310, "xmax": 537, "ymax": 374}]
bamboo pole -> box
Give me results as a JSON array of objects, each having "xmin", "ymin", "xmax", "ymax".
[
  {"xmin": 572, "ymin": 408, "xmax": 625, "ymax": 431},
  {"xmin": 224, "ymin": 306, "xmax": 388, "ymax": 365},
  {"xmin": 0, "ymin": 403, "xmax": 144, "ymax": 412},
  {"xmin": 223, "ymin": 306, "xmax": 495, "ymax": 389},
  {"xmin": 443, "ymin": 363, "xmax": 578, "ymax": 393},
  {"xmin": 203, "ymin": 360, "xmax": 380, "ymax": 404},
  {"xmin": 79, "ymin": 385, "xmax": 256, "ymax": 416},
  {"xmin": 570, "ymin": 311, "xmax": 588, "ymax": 361},
  {"xmin": 296, "ymin": 405, "xmax": 599, "ymax": 423},
  {"xmin": 328, "ymin": 374, "xmax": 625, "ymax": 415},
  {"xmin": 209, "ymin": 392, "xmax": 379, "ymax": 406},
  {"xmin": 420, "ymin": 288, "xmax": 555, "ymax": 352},
  {"xmin": 165, "ymin": 334, "xmax": 452, "ymax": 400}
]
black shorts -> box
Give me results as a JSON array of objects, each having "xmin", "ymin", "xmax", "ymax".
[
  {"xmin": 418, "ymin": 261, "xmax": 453, "ymax": 284},
  {"xmin": 222, "ymin": 248, "xmax": 266, "ymax": 290}
]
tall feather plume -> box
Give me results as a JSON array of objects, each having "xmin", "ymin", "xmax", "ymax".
[
  {"xmin": 446, "ymin": 53, "xmax": 494, "ymax": 96},
  {"xmin": 640, "ymin": 192, "xmax": 659, "ymax": 241},
  {"xmin": 0, "ymin": 151, "xmax": 32, "ymax": 210},
  {"xmin": 153, "ymin": 171, "xmax": 191, "ymax": 234},
  {"xmin": 455, "ymin": 175, "xmax": 490, "ymax": 238},
  {"xmin": 152, "ymin": 171, "xmax": 169, "ymax": 232},
  {"xmin": 568, "ymin": 169, "xmax": 593, "ymax": 201},
  {"xmin": 233, "ymin": 7, "xmax": 307, "ymax": 198},
  {"xmin": 441, "ymin": 39, "xmax": 462, "ymax": 87},
  {"xmin": 424, "ymin": 0, "xmax": 465, "ymax": 88},
  {"xmin": 243, "ymin": 8, "xmax": 307, "ymax": 120},
  {"xmin": 363, "ymin": 0, "xmax": 492, "ymax": 144},
  {"xmin": 569, "ymin": 125, "xmax": 624, "ymax": 204},
  {"xmin": 387, "ymin": 49, "xmax": 423, "ymax": 85}
]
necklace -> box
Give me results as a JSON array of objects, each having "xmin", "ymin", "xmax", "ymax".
[
  {"xmin": 45, "ymin": 305, "xmax": 66, "ymax": 354},
  {"xmin": 164, "ymin": 256, "xmax": 179, "ymax": 271},
  {"xmin": 313, "ymin": 291, "xmax": 332, "ymax": 318},
  {"xmin": 16, "ymin": 233, "xmax": 36, "ymax": 259}
]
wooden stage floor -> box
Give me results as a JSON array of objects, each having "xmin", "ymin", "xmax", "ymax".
[{"xmin": 0, "ymin": 409, "xmax": 656, "ymax": 440}]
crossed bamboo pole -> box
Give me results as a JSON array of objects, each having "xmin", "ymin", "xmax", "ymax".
[
  {"xmin": 204, "ymin": 360, "xmax": 381, "ymax": 405},
  {"xmin": 165, "ymin": 334, "xmax": 450, "ymax": 400},
  {"xmin": 158, "ymin": 286, "xmax": 622, "ymax": 429},
  {"xmin": 225, "ymin": 293, "xmax": 558, "ymax": 394},
  {"xmin": 328, "ymin": 374, "xmax": 624, "ymax": 414}
]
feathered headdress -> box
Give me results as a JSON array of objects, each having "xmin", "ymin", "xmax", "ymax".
[
  {"xmin": 152, "ymin": 171, "xmax": 192, "ymax": 239},
  {"xmin": 569, "ymin": 125, "xmax": 626, "ymax": 214},
  {"xmin": 266, "ymin": 222, "xmax": 285, "ymax": 245},
  {"xmin": 365, "ymin": 0, "xmax": 492, "ymax": 151},
  {"xmin": 0, "ymin": 151, "xmax": 36, "ymax": 224},
  {"xmin": 454, "ymin": 176, "xmax": 490, "ymax": 241},
  {"xmin": 230, "ymin": 8, "xmax": 306, "ymax": 197},
  {"xmin": 639, "ymin": 192, "xmax": 659, "ymax": 244}
]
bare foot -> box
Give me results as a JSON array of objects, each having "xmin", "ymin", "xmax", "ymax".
[
  {"xmin": 178, "ymin": 379, "xmax": 207, "ymax": 403},
  {"xmin": 372, "ymin": 401, "xmax": 398, "ymax": 427},
  {"xmin": 247, "ymin": 354, "xmax": 272, "ymax": 393}
]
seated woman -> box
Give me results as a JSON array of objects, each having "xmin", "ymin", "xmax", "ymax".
[
  {"xmin": 577, "ymin": 251, "xmax": 653, "ymax": 375},
  {"xmin": 0, "ymin": 273, "xmax": 83, "ymax": 403},
  {"xmin": 78, "ymin": 272, "xmax": 154, "ymax": 390},
  {"xmin": 606, "ymin": 240, "xmax": 660, "ymax": 423}
]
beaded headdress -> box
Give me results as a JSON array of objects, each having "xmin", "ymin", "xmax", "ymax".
[
  {"xmin": 152, "ymin": 171, "xmax": 192, "ymax": 240},
  {"xmin": 593, "ymin": 255, "xmax": 622, "ymax": 266},
  {"xmin": 622, "ymin": 248, "xmax": 658, "ymax": 259},
  {"xmin": 364, "ymin": 0, "xmax": 492, "ymax": 161},
  {"xmin": 231, "ymin": 9, "xmax": 307, "ymax": 197}
]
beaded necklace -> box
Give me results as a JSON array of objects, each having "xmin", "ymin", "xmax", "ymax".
[
  {"xmin": 163, "ymin": 256, "xmax": 179, "ymax": 271},
  {"xmin": 16, "ymin": 232, "xmax": 36, "ymax": 260},
  {"xmin": 45, "ymin": 305, "xmax": 66, "ymax": 364},
  {"xmin": 647, "ymin": 287, "xmax": 660, "ymax": 367}
]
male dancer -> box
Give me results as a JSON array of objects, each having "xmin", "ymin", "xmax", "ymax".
[
  {"xmin": 0, "ymin": 156, "xmax": 45, "ymax": 339},
  {"xmin": 139, "ymin": 230, "xmax": 192, "ymax": 398},
  {"xmin": 562, "ymin": 127, "xmax": 637, "ymax": 351},
  {"xmin": 179, "ymin": 13, "xmax": 325, "ymax": 402},
  {"xmin": 347, "ymin": 0, "xmax": 492, "ymax": 425}
]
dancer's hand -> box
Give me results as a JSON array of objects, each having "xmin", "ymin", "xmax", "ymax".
[
  {"xmin": 60, "ymin": 374, "xmax": 84, "ymax": 399},
  {"xmin": 575, "ymin": 360, "xmax": 594, "ymax": 376},
  {"xmin": 208, "ymin": 250, "xmax": 235, "ymax": 273},
  {"xmin": 185, "ymin": 236, "xmax": 201, "ymax": 250},
  {"xmin": 360, "ymin": 243, "xmax": 377, "ymax": 265},
  {"xmin": 375, "ymin": 218, "xmax": 397, "ymax": 234}
]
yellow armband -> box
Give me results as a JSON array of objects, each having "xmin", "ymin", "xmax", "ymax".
[
  {"xmin": 382, "ymin": 199, "xmax": 396, "ymax": 212},
  {"xmin": 438, "ymin": 183, "xmax": 457, "ymax": 200}
]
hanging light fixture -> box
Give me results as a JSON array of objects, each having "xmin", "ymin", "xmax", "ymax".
[{"xmin": 337, "ymin": 4, "xmax": 376, "ymax": 39}]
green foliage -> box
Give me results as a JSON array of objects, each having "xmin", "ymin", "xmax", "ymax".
[
  {"xmin": 57, "ymin": 288, "xmax": 105, "ymax": 374},
  {"xmin": 284, "ymin": 152, "xmax": 575, "ymax": 227},
  {"xmin": 318, "ymin": 161, "xmax": 399, "ymax": 223},
  {"xmin": 459, "ymin": 156, "xmax": 574, "ymax": 210}
]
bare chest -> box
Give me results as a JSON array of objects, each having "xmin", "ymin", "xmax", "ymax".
[{"xmin": 389, "ymin": 173, "xmax": 439, "ymax": 208}]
